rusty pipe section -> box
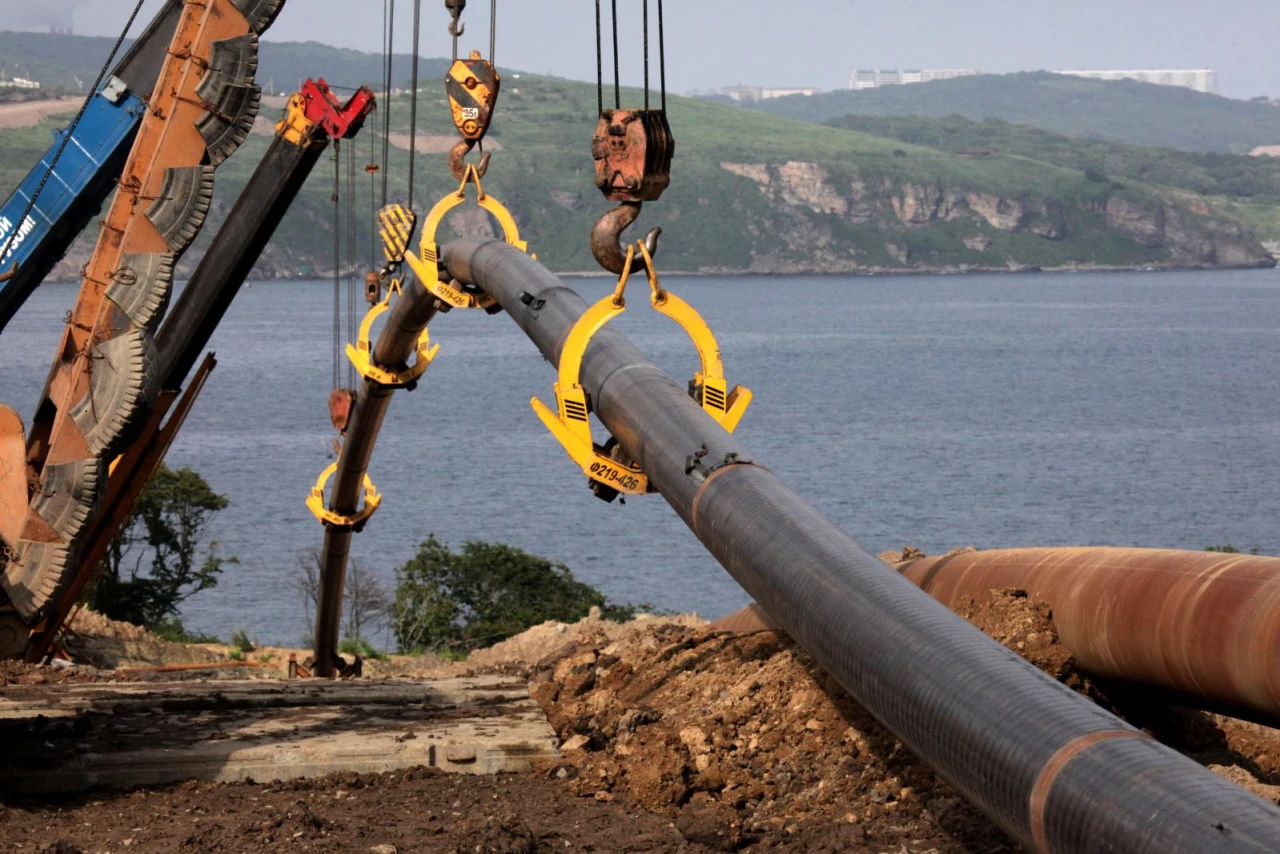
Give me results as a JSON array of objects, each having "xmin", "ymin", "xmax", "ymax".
[
  {"xmin": 313, "ymin": 277, "xmax": 440, "ymax": 678},
  {"xmin": 441, "ymin": 237, "xmax": 1280, "ymax": 852},
  {"xmin": 898, "ymin": 547, "xmax": 1280, "ymax": 722}
]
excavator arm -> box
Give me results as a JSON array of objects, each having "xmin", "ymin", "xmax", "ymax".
[{"xmin": 0, "ymin": 0, "xmax": 285, "ymax": 655}]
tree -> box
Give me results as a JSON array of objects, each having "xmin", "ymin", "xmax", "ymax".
[
  {"xmin": 293, "ymin": 549, "xmax": 392, "ymax": 645},
  {"xmin": 90, "ymin": 463, "xmax": 234, "ymax": 629},
  {"xmin": 392, "ymin": 535, "xmax": 638, "ymax": 654}
]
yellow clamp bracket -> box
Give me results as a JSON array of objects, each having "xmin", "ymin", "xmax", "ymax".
[
  {"xmin": 404, "ymin": 163, "xmax": 532, "ymax": 311},
  {"xmin": 345, "ymin": 281, "xmax": 440, "ymax": 386},
  {"xmin": 306, "ymin": 463, "xmax": 382, "ymax": 528},
  {"xmin": 531, "ymin": 246, "xmax": 649, "ymax": 497},
  {"xmin": 635, "ymin": 242, "xmax": 753, "ymax": 433},
  {"xmin": 275, "ymin": 92, "xmax": 318, "ymax": 147}
]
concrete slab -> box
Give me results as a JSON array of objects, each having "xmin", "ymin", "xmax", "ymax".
[{"xmin": 0, "ymin": 677, "xmax": 559, "ymax": 793}]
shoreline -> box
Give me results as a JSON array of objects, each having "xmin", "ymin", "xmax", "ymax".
[{"xmin": 37, "ymin": 259, "xmax": 1280, "ymax": 285}]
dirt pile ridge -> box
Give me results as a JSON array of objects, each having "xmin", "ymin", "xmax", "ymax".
[
  {"xmin": 529, "ymin": 590, "xmax": 1280, "ymax": 851},
  {"xmin": 61, "ymin": 609, "xmax": 227, "ymax": 671}
]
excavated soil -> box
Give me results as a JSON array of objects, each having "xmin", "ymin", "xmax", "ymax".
[
  {"xmin": 0, "ymin": 769, "xmax": 705, "ymax": 853},
  {"xmin": 4, "ymin": 594, "xmax": 1280, "ymax": 851},
  {"xmin": 529, "ymin": 590, "xmax": 1280, "ymax": 851}
]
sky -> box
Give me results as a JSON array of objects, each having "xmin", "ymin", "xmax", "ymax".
[{"xmin": 6, "ymin": 0, "xmax": 1276, "ymax": 99}]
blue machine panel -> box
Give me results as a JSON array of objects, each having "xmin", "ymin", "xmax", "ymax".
[{"xmin": 0, "ymin": 89, "xmax": 147, "ymax": 331}]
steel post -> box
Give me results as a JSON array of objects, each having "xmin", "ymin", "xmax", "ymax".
[{"xmin": 441, "ymin": 237, "xmax": 1280, "ymax": 853}]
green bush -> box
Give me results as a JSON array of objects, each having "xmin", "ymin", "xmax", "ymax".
[
  {"xmin": 90, "ymin": 464, "xmax": 235, "ymax": 630},
  {"xmin": 392, "ymin": 536, "xmax": 639, "ymax": 654},
  {"xmin": 230, "ymin": 628, "xmax": 256, "ymax": 654},
  {"xmin": 151, "ymin": 617, "xmax": 220, "ymax": 645},
  {"xmin": 1205, "ymin": 544, "xmax": 1263, "ymax": 555},
  {"xmin": 339, "ymin": 637, "xmax": 389, "ymax": 662}
]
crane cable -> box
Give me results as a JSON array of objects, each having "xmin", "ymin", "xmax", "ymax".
[
  {"xmin": 406, "ymin": 0, "xmax": 422, "ymax": 213},
  {"xmin": 347, "ymin": 141, "xmax": 358, "ymax": 388},
  {"xmin": 331, "ymin": 142, "xmax": 342, "ymax": 391},
  {"xmin": 0, "ymin": 0, "xmax": 146, "ymax": 270},
  {"xmin": 595, "ymin": 0, "xmax": 666, "ymax": 114},
  {"xmin": 380, "ymin": 0, "xmax": 395, "ymax": 209}
]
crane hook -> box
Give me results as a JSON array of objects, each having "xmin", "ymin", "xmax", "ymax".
[
  {"xmin": 445, "ymin": 0, "xmax": 466, "ymax": 36},
  {"xmin": 591, "ymin": 202, "xmax": 661, "ymax": 275},
  {"xmin": 449, "ymin": 138, "xmax": 491, "ymax": 182}
]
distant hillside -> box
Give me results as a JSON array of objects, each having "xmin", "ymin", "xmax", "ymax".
[
  {"xmin": 0, "ymin": 30, "xmax": 449, "ymax": 94},
  {"xmin": 752, "ymin": 72, "xmax": 1280, "ymax": 155},
  {"xmin": 2, "ymin": 74, "xmax": 1273, "ymax": 280},
  {"xmin": 830, "ymin": 114, "xmax": 1280, "ymax": 204}
]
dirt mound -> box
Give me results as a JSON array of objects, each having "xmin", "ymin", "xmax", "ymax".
[
  {"xmin": 367, "ymin": 611, "xmax": 705, "ymax": 680},
  {"xmin": 62, "ymin": 610, "xmax": 225, "ymax": 670},
  {"xmin": 531, "ymin": 622, "xmax": 1015, "ymax": 851},
  {"xmin": 529, "ymin": 591, "xmax": 1280, "ymax": 850},
  {"xmin": 0, "ymin": 661, "xmax": 101, "ymax": 686}
]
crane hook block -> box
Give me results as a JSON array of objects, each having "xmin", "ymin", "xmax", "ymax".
[
  {"xmin": 346, "ymin": 282, "xmax": 439, "ymax": 387},
  {"xmin": 532, "ymin": 241, "xmax": 752, "ymax": 502},
  {"xmin": 592, "ymin": 109, "xmax": 674, "ymax": 204},
  {"xmin": 405, "ymin": 163, "xmax": 530, "ymax": 311},
  {"xmin": 447, "ymin": 50, "xmax": 501, "ymax": 143},
  {"xmin": 306, "ymin": 463, "xmax": 382, "ymax": 530}
]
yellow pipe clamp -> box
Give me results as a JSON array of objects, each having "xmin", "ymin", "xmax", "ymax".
[
  {"xmin": 532, "ymin": 242, "xmax": 752, "ymax": 498},
  {"xmin": 306, "ymin": 463, "xmax": 382, "ymax": 529},
  {"xmin": 405, "ymin": 163, "xmax": 532, "ymax": 311},
  {"xmin": 346, "ymin": 281, "xmax": 439, "ymax": 387}
]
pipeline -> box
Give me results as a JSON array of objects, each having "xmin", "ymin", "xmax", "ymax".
[
  {"xmin": 313, "ymin": 278, "xmax": 440, "ymax": 678},
  {"xmin": 441, "ymin": 237, "xmax": 1280, "ymax": 852},
  {"xmin": 897, "ymin": 547, "xmax": 1280, "ymax": 724}
]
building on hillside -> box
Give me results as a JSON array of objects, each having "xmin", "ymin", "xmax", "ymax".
[
  {"xmin": 716, "ymin": 85, "xmax": 821, "ymax": 103},
  {"xmin": 849, "ymin": 68, "xmax": 981, "ymax": 90},
  {"xmin": 0, "ymin": 78, "xmax": 41, "ymax": 90},
  {"xmin": 1054, "ymin": 69, "xmax": 1218, "ymax": 94}
]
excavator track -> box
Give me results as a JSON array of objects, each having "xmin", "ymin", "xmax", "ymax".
[{"xmin": 0, "ymin": 0, "xmax": 282, "ymax": 623}]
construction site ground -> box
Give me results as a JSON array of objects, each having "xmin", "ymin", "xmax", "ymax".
[{"xmin": 3, "ymin": 579, "xmax": 1280, "ymax": 852}]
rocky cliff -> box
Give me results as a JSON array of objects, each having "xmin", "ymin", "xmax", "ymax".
[{"xmin": 715, "ymin": 161, "xmax": 1274, "ymax": 274}]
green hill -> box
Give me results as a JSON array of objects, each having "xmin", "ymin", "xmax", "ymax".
[
  {"xmin": 0, "ymin": 41, "xmax": 1276, "ymax": 279},
  {"xmin": 752, "ymin": 72, "xmax": 1280, "ymax": 155},
  {"xmin": 0, "ymin": 30, "xmax": 446, "ymax": 94}
]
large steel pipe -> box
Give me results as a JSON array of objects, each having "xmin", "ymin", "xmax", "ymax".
[
  {"xmin": 897, "ymin": 547, "xmax": 1280, "ymax": 723},
  {"xmin": 313, "ymin": 278, "xmax": 440, "ymax": 677},
  {"xmin": 442, "ymin": 237, "xmax": 1280, "ymax": 852}
]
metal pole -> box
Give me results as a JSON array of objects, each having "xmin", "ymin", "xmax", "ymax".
[
  {"xmin": 441, "ymin": 237, "xmax": 1280, "ymax": 853},
  {"xmin": 313, "ymin": 277, "xmax": 439, "ymax": 677}
]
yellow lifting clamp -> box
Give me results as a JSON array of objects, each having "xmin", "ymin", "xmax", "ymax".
[
  {"xmin": 531, "ymin": 247, "xmax": 649, "ymax": 500},
  {"xmin": 306, "ymin": 463, "xmax": 382, "ymax": 529},
  {"xmin": 404, "ymin": 163, "xmax": 532, "ymax": 311},
  {"xmin": 346, "ymin": 280, "xmax": 439, "ymax": 387},
  {"xmin": 634, "ymin": 241, "xmax": 753, "ymax": 432},
  {"xmin": 531, "ymin": 241, "xmax": 753, "ymax": 501}
]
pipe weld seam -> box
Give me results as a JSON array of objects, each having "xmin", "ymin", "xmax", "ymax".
[
  {"xmin": 1029, "ymin": 729, "xmax": 1151, "ymax": 853},
  {"xmin": 690, "ymin": 462, "xmax": 767, "ymax": 536}
]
